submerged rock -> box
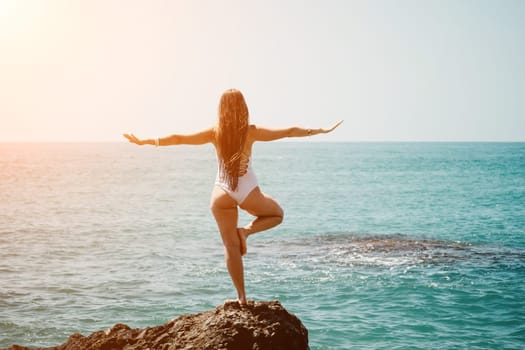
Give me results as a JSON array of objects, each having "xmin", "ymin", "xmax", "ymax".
[{"xmin": 4, "ymin": 300, "xmax": 308, "ymax": 350}]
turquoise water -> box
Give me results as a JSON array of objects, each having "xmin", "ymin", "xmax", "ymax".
[{"xmin": 0, "ymin": 142, "xmax": 524, "ymax": 349}]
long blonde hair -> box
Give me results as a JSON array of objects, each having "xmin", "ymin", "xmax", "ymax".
[{"xmin": 215, "ymin": 89, "xmax": 249, "ymax": 191}]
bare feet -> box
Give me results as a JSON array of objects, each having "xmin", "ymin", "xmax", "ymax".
[
  {"xmin": 224, "ymin": 298, "xmax": 247, "ymax": 306},
  {"xmin": 237, "ymin": 228, "xmax": 248, "ymax": 256}
]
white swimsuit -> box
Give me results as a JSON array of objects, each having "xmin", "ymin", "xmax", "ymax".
[{"xmin": 215, "ymin": 158, "xmax": 259, "ymax": 204}]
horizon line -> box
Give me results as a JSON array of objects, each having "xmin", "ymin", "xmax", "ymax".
[{"xmin": 1, "ymin": 140, "xmax": 524, "ymax": 143}]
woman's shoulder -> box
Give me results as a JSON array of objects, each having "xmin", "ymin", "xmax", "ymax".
[
  {"xmin": 247, "ymin": 124, "xmax": 258, "ymax": 139},
  {"xmin": 249, "ymin": 124, "xmax": 263, "ymax": 133}
]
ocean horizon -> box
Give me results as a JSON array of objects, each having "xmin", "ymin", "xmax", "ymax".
[{"xmin": 1, "ymin": 141, "xmax": 524, "ymax": 349}]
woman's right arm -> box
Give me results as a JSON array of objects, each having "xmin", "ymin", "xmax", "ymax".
[{"xmin": 253, "ymin": 120, "xmax": 343, "ymax": 142}]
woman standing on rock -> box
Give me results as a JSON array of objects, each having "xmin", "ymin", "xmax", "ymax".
[{"xmin": 124, "ymin": 89, "xmax": 342, "ymax": 305}]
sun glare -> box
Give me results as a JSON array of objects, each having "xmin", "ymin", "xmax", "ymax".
[{"xmin": 0, "ymin": 0, "xmax": 44, "ymax": 38}]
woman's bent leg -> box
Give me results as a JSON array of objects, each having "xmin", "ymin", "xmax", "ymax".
[
  {"xmin": 210, "ymin": 187, "xmax": 246, "ymax": 304},
  {"xmin": 238, "ymin": 187, "xmax": 284, "ymax": 255}
]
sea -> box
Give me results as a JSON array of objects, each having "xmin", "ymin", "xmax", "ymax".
[{"xmin": 0, "ymin": 142, "xmax": 524, "ymax": 349}]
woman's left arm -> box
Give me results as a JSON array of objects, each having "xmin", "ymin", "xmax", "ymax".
[{"xmin": 123, "ymin": 127, "xmax": 215, "ymax": 146}]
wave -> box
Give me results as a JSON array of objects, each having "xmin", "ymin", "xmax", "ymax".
[{"xmin": 254, "ymin": 233, "xmax": 525, "ymax": 268}]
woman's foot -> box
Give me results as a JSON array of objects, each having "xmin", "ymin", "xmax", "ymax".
[
  {"xmin": 224, "ymin": 298, "xmax": 248, "ymax": 307},
  {"xmin": 237, "ymin": 228, "xmax": 248, "ymax": 256}
]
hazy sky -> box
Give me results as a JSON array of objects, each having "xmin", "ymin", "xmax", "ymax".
[{"xmin": 1, "ymin": 0, "xmax": 524, "ymax": 141}]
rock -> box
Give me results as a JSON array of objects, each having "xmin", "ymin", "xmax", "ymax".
[{"xmin": 3, "ymin": 300, "xmax": 308, "ymax": 350}]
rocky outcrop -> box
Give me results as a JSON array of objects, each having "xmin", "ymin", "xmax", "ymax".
[{"xmin": 4, "ymin": 300, "xmax": 309, "ymax": 350}]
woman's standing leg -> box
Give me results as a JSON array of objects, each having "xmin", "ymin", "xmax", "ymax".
[{"xmin": 210, "ymin": 187, "xmax": 247, "ymax": 304}]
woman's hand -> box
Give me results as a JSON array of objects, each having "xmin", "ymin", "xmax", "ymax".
[
  {"xmin": 123, "ymin": 133, "xmax": 145, "ymax": 145},
  {"xmin": 322, "ymin": 120, "xmax": 344, "ymax": 134}
]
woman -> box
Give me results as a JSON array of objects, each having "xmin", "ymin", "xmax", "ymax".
[{"xmin": 124, "ymin": 89, "xmax": 342, "ymax": 305}]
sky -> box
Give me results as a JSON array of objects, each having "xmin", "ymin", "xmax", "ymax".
[{"xmin": 1, "ymin": 0, "xmax": 524, "ymax": 142}]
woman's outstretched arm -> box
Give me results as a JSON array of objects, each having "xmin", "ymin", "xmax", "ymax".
[
  {"xmin": 253, "ymin": 120, "xmax": 343, "ymax": 142},
  {"xmin": 123, "ymin": 127, "xmax": 215, "ymax": 146}
]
